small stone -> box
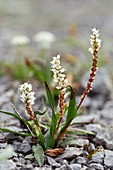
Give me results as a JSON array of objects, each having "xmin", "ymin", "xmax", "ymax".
[
  {"xmin": 104, "ymin": 150, "xmax": 113, "ymax": 168},
  {"xmin": 85, "ymin": 124, "xmax": 102, "ymax": 134},
  {"xmin": 20, "ymin": 164, "xmax": 33, "ymax": 170},
  {"xmin": 0, "ymin": 160, "xmax": 16, "ymax": 170},
  {"xmin": 80, "ymin": 166, "xmax": 88, "ymax": 170},
  {"xmin": 92, "ymin": 151, "xmax": 104, "ymax": 163},
  {"xmin": 56, "ymin": 165, "xmax": 71, "ymax": 170},
  {"xmin": 86, "ymin": 168, "xmax": 95, "ymax": 170},
  {"xmin": 74, "ymin": 139, "xmax": 89, "ymax": 147},
  {"xmin": 0, "ymin": 142, "xmax": 7, "ymax": 148},
  {"xmin": 105, "ymin": 140, "xmax": 113, "ymax": 150},
  {"xmin": 89, "ymin": 163, "xmax": 104, "ymax": 170},
  {"xmin": 55, "ymin": 147, "xmax": 83, "ymax": 161},
  {"xmin": 75, "ymin": 156, "xmax": 87, "ymax": 164},
  {"xmin": 19, "ymin": 157, "xmax": 26, "ymax": 164},
  {"xmin": 46, "ymin": 156, "xmax": 60, "ymax": 167},
  {"xmin": 34, "ymin": 165, "xmax": 52, "ymax": 170},
  {"xmin": 18, "ymin": 141, "xmax": 31, "ymax": 154},
  {"xmin": 13, "ymin": 141, "xmax": 21, "ymax": 151},
  {"xmin": 70, "ymin": 163, "xmax": 81, "ymax": 170},
  {"xmin": 87, "ymin": 143, "xmax": 95, "ymax": 152}
]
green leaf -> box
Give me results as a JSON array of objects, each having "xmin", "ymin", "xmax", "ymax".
[
  {"xmin": 34, "ymin": 109, "xmax": 47, "ymax": 116},
  {"xmin": 39, "ymin": 131, "xmax": 45, "ymax": 151},
  {"xmin": 45, "ymin": 82, "xmax": 57, "ymax": 135},
  {"xmin": 0, "ymin": 128, "xmax": 32, "ymax": 136},
  {"xmin": 44, "ymin": 130, "xmax": 55, "ymax": 148},
  {"xmin": 45, "ymin": 82, "xmax": 54, "ymax": 112},
  {"xmin": 66, "ymin": 87, "xmax": 77, "ymax": 124},
  {"xmin": 32, "ymin": 144, "xmax": 45, "ymax": 167},
  {"xmin": 0, "ymin": 110, "xmax": 32, "ymax": 129},
  {"xmin": 66, "ymin": 128, "xmax": 96, "ymax": 136},
  {"xmin": 57, "ymin": 87, "xmax": 77, "ymax": 138}
]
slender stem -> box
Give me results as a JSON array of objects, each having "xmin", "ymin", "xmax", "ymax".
[{"xmin": 10, "ymin": 102, "xmax": 35, "ymax": 137}]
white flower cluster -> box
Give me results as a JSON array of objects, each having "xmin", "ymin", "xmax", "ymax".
[
  {"xmin": 19, "ymin": 82, "xmax": 35, "ymax": 105},
  {"xmin": 51, "ymin": 55, "xmax": 68, "ymax": 90},
  {"xmin": 33, "ymin": 31, "xmax": 56, "ymax": 49},
  {"xmin": 89, "ymin": 28, "xmax": 101, "ymax": 54},
  {"xmin": 11, "ymin": 35, "xmax": 30, "ymax": 46}
]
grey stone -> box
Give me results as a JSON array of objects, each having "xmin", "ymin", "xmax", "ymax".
[
  {"xmin": 70, "ymin": 163, "xmax": 81, "ymax": 170},
  {"xmin": 81, "ymin": 68, "xmax": 113, "ymax": 98},
  {"xmin": 55, "ymin": 164, "xmax": 72, "ymax": 170},
  {"xmin": 46, "ymin": 156, "xmax": 60, "ymax": 167},
  {"xmin": 18, "ymin": 141, "xmax": 31, "ymax": 154},
  {"xmin": 92, "ymin": 151, "xmax": 104, "ymax": 163},
  {"xmin": 0, "ymin": 142, "xmax": 7, "ymax": 148},
  {"xmin": 80, "ymin": 166, "xmax": 87, "ymax": 170},
  {"xmin": 0, "ymin": 160, "xmax": 16, "ymax": 170},
  {"xmin": 19, "ymin": 156, "xmax": 26, "ymax": 164},
  {"xmin": 89, "ymin": 163, "xmax": 104, "ymax": 170},
  {"xmin": 105, "ymin": 140, "xmax": 113, "ymax": 150},
  {"xmin": 34, "ymin": 165, "xmax": 51, "ymax": 170},
  {"xmin": 75, "ymin": 156, "xmax": 86, "ymax": 164},
  {"xmin": 87, "ymin": 143, "xmax": 95, "ymax": 152},
  {"xmin": 73, "ymin": 114, "xmax": 100, "ymax": 124},
  {"xmin": 55, "ymin": 147, "xmax": 83, "ymax": 161},
  {"xmin": 20, "ymin": 164, "xmax": 33, "ymax": 170},
  {"xmin": 74, "ymin": 139, "xmax": 89, "ymax": 147},
  {"xmin": 104, "ymin": 150, "xmax": 113, "ymax": 168},
  {"xmin": 85, "ymin": 124, "xmax": 102, "ymax": 134},
  {"xmin": 13, "ymin": 141, "xmax": 21, "ymax": 151}
]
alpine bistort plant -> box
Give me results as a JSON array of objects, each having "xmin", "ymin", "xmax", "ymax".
[{"xmin": 0, "ymin": 28, "xmax": 101, "ymax": 166}]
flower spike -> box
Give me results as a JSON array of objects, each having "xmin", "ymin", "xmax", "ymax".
[
  {"xmin": 78, "ymin": 28, "xmax": 101, "ymax": 109},
  {"xmin": 51, "ymin": 54, "xmax": 68, "ymax": 91}
]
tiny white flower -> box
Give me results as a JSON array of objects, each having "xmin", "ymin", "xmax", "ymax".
[
  {"xmin": 11, "ymin": 35, "xmax": 30, "ymax": 46},
  {"xmin": 33, "ymin": 31, "xmax": 56, "ymax": 49},
  {"xmin": 89, "ymin": 28, "xmax": 101, "ymax": 54},
  {"xmin": 51, "ymin": 55, "xmax": 68, "ymax": 90},
  {"xmin": 19, "ymin": 83, "xmax": 35, "ymax": 105}
]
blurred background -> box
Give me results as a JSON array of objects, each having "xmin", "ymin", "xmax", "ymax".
[{"xmin": 0, "ymin": 0, "xmax": 113, "ymax": 58}]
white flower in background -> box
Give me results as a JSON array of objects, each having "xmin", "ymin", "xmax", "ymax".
[
  {"xmin": 19, "ymin": 82, "xmax": 35, "ymax": 105},
  {"xmin": 89, "ymin": 28, "xmax": 101, "ymax": 54},
  {"xmin": 11, "ymin": 35, "xmax": 30, "ymax": 46},
  {"xmin": 33, "ymin": 31, "xmax": 56, "ymax": 49},
  {"xmin": 51, "ymin": 55, "xmax": 68, "ymax": 90}
]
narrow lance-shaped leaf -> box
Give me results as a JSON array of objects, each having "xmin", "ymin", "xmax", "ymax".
[
  {"xmin": 0, "ymin": 128, "xmax": 32, "ymax": 136},
  {"xmin": 45, "ymin": 82, "xmax": 54, "ymax": 112},
  {"xmin": 39, "ymin": 131, "xmax": 45, "ymax": 151},
  {"xmin": 32, "ymin": 144, "xmax": 45, "ymax": 167},
  {"xmin": 66, "ymin": 86, "xmax": 77, "ymax": 124},
  {"xmin": 0, "ymin": 110, "xmax": 33, "ymax": 129},
  {"xmin": 45, "ymin": 82, "xmax": 57, "ymax": 134}
]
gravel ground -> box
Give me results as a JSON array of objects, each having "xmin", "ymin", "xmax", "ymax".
[{"xmin": 0, "ymin": 68, "xmax": 113, "ymax": 169}]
